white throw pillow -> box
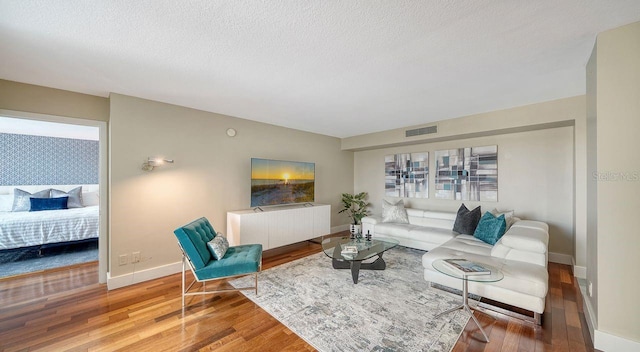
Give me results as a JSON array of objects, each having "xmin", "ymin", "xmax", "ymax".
[
  {"xmin": 382, "ymin": 199, "xmax": 410, "ymax": 224},
  {"xmin": 490, "ymin": 208, "xmax": 516, "ymax": 230}
]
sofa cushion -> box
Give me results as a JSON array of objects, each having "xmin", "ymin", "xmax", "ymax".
[
  {"xmin": 422, "ymin": 248, "xmax": 548, "ymax": 299},
  {"xmin": 452, "ymin": 203, "xmax": 481, "ymax": 235},
  {"xmin": 194, "ymin": 244, "xmax": 262, "ymax": 280},
  {"xmin": 381, "ymin": 199, "xmax": 409, "ymax": 223},
  {"xmin": 437, "ymin": 235, "xmax": 493, "ymax": 256},
  {"xmin": 473, "ymin": 212, "xmax": 506, "ymax": 245},
  {"xmin": 408, "ymin": 226, "xmax": 458, "ymax": 244},
  {"xmin": 490, "ymin": 220, "xmax": 549, "ymax": 266},
  {"xmin": 373, "ymin": 222, "xmax": 412, "ymax": 238},
  {"xmin": 409, "ymin": 210, "xmax": 456, "ymax": 229}
]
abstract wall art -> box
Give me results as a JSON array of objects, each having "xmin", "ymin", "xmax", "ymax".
[
  {"xmin": 434, "ymin": 146, "xmax": 497, "ymax": 201},
  {"xmin": 385, "ymin": 152, "xmax": 428, "ymax": 198}
]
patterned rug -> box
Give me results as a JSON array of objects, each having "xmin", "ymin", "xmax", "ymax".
[
  {"xmin": 230, "ymin": 246, "xmax": 474, "ymax": 352},
  {"xmin": 0, "ymin": 241, "xmax": 98, "ymax": 278}
]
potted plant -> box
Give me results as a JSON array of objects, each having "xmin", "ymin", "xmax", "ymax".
[{"xmin": 338, "ymin": 192, "xmax": 370, "ymax": 234}]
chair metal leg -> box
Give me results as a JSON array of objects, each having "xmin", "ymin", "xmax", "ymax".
[
  {"xmin": 255, "ymin": 272, "xmax": 258, "ymax": 295},
  {"xmin": 181, "ymin": 255, "xmax": 186, "ymax": 307}
]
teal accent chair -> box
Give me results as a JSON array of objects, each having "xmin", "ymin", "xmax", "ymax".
[{"xmin": 173, "ymin": 217, "xmax": 262, "ymax": 307}]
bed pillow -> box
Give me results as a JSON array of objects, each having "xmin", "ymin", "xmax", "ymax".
[
  {"xmin": 452, "ymin": 203, "xmax": 481, "ymax": 235},
  {"xmin": 381, "ymin": 199, "xmax": 410, "ymax": 224},
  {"xmin": 82, "ymin": 191, "xmax": 100, "ymax": 206},
  {"xmin": 207, "ymin": 235, "xmax": 229, "ymax": 260},
  {"xmin": 30, "ymin": 196, "xmax": 69, "ymax": 212},
  {"xmin": 0, "ymin": 194, "xmax": 13, "ymax": 212},
  {"xmin": 52, "ymin": 186, "xmax": 83, "ymax": 208},
  {"xmin": 12, "ymin": 188, "xmax": 51, "ymax": 212}
]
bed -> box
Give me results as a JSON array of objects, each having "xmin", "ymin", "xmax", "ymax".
[{"xmin": 0, "ymin": 185, "xmax": 100, "ymax": 251}]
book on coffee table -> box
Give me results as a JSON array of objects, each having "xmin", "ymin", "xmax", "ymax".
[
  {"xmin": 341, "ymin": 245, "xmax": 358, "ymax": 255},
  {"xmin": 442, "ymin": 258, "xmax": 490, "ymax": 276}
]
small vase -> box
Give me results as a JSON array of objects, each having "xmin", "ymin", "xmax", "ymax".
[{"xmin": 350, "ymin": 224, "xmax": 362, "ymax": 235}]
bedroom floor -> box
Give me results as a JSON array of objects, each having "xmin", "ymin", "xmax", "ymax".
[{"xmin": 0, "ymin": 240, "xmax": 98, "ymax": 278}]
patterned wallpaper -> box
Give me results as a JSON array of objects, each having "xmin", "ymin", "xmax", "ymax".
[{"xmin": 0, "ymin": 133, "xmax": 99, "ymax": 185}]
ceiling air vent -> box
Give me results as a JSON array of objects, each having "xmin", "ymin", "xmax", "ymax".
[{"xmin": 405, "ymin": 125, "xmax": 437, "ymax": 137}]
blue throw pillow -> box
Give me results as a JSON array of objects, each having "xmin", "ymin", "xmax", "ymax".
[
  {"xmin": 473, "ymin": 211, "xmax": 507, "ymax": 245},
  {"xmin": 30, "ymin": 197, "xmax": 69, "ymax": 212}
]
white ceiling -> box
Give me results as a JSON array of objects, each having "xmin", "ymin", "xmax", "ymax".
[{"xmin": 1, "ymin": 1, "xmax": 639, "ymax": 138}]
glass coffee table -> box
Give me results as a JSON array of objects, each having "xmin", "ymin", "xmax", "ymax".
[
  {"xmin": 321, "ymin": 236, "xmax": 399, "ymax": 284},
  {"xmin": 432, "ymin": 259, "xmax": 504, "ymax": 342}
]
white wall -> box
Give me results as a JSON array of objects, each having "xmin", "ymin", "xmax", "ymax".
[
  {"xmin": 354, "ymin": 127, "xmax": 575, "ymax": 256},
  {"xmin": 109, "ymin": 93, "xmax": 354, "ymax": 283}
]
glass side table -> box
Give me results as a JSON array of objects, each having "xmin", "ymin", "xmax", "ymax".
[{"xmin": 432, "ymin": 259, "xmax": 504, "ymax": 342}]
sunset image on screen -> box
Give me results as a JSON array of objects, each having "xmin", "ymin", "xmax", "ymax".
[{"xmin": 251, "ymin": 158, "xmax": 315, "ymax": 207}]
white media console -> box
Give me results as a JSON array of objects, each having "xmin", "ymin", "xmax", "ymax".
[{"xmin": 226, "ymin": 203, "xmax": 331, "ymax": 250}]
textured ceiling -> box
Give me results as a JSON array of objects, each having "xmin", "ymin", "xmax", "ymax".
[{"xmin": 1, "ymin": 1, "xmax": 639, "ymax": 138}]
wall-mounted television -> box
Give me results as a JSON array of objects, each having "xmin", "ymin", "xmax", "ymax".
[{"xmin": 251, "ymin": 158, "xmax": 315, "ymax": 207}]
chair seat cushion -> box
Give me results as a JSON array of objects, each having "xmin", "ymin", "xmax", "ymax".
[{"xmin": 194, "ymin": 244, "xmax": 262, "ymax": 280}]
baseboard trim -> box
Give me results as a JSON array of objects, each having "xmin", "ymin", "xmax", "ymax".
[
  {"xmin": 548, "ymin": 252, "xmax": 573, "ymax": 265},
  {"xmin": 573, "ymin": 265, "xmax": 586, "ymax": 279},
  {"xmin": 582, "ymin": 291, "xmax": 597, "ymax": 343},
  {"xmin": 594, "ymin": 329, "xmax": 640, "ymax": 352},
  {"xmin": 107, "ymin": 261, "xmax": 182, "ymax": 290}
]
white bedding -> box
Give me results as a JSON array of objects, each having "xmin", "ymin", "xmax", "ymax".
[{"xmin": 0, "ymin": 206, "xmax": 99, "ymax": 250}]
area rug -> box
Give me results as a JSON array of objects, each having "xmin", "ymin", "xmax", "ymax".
[
  {"xmin": 0, "ymin": 241, "xmax": 98, "ymax": 278},
  {"xmin": 230, "ymin": 246, "xmax": 474, "ymax": 352}
]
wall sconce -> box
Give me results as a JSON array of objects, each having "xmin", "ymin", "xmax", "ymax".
[{"xmin": 142, "ymin": 157, "xmax": 174, "ymax": 171}]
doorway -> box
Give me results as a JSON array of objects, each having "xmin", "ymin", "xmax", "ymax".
[{"xmin": 0, "ymin": 110, "xmax": 108, "ymax": 283}]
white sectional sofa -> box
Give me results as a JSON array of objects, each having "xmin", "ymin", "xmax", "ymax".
[
  {"xmin": 362, "ymin": 208, "xmax": 458, "ymax": 251},
  {"xmin": 361, "ymin": 209, "xmax": 549, "ymax": 324}
]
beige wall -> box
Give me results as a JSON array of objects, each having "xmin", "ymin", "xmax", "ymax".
[
  {"xmin": 109, "ymin": 93, "xmax": 354, "ymax": 278},
  {"xmin": 348, "ymin": 97, "xmax": 583, "ymax": 257},
  {"xmin": 354, "ymin": 126, "xmax": 575, "ymax": 257},
  {"xmin": 591, "ymin": 21, "xmax": 640, "ymax": 344},
  {"xmin": 585, "ymin": 43, "xmax": 599, "ymax": 321},
  {"xmin": 342, "ymin": 96, "xmax": 581, "ymax": 151},
  {"xmin": 0, "ymin": 79, "xmax": 109, "ymax": 121}
]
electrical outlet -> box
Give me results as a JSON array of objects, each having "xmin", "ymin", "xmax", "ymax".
[
  {"xmin": 588, "ymin": 281, "xmax": 593, "ymax": 297},
  {"xmin": 132, "ymin": 251, "xmax": 141, "ymax": 263},
  {"xmin": 119, "ymin": 254, "xmax": 128, "ymax": 266}
]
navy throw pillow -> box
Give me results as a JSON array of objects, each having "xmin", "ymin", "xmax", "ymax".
[
  {"xmin": 473, "ymin": 211, "xmax": 507, "ymax": 245},
  {"xmin": 30, "ymin": 197, "xmax": 69, "ymax": 212},
  {"xmin": 452, "ymin": 203, "xmax": 481, "ymax": 235}
]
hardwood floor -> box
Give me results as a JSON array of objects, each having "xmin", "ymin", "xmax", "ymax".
[{"xmin": 0, "ymin": 239, "xmax": 597, "ymax": 352}]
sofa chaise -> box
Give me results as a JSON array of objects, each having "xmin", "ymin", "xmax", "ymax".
[{"xmin": 361, "ymin": 208, "xmax": 549, "ymax": 324}]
